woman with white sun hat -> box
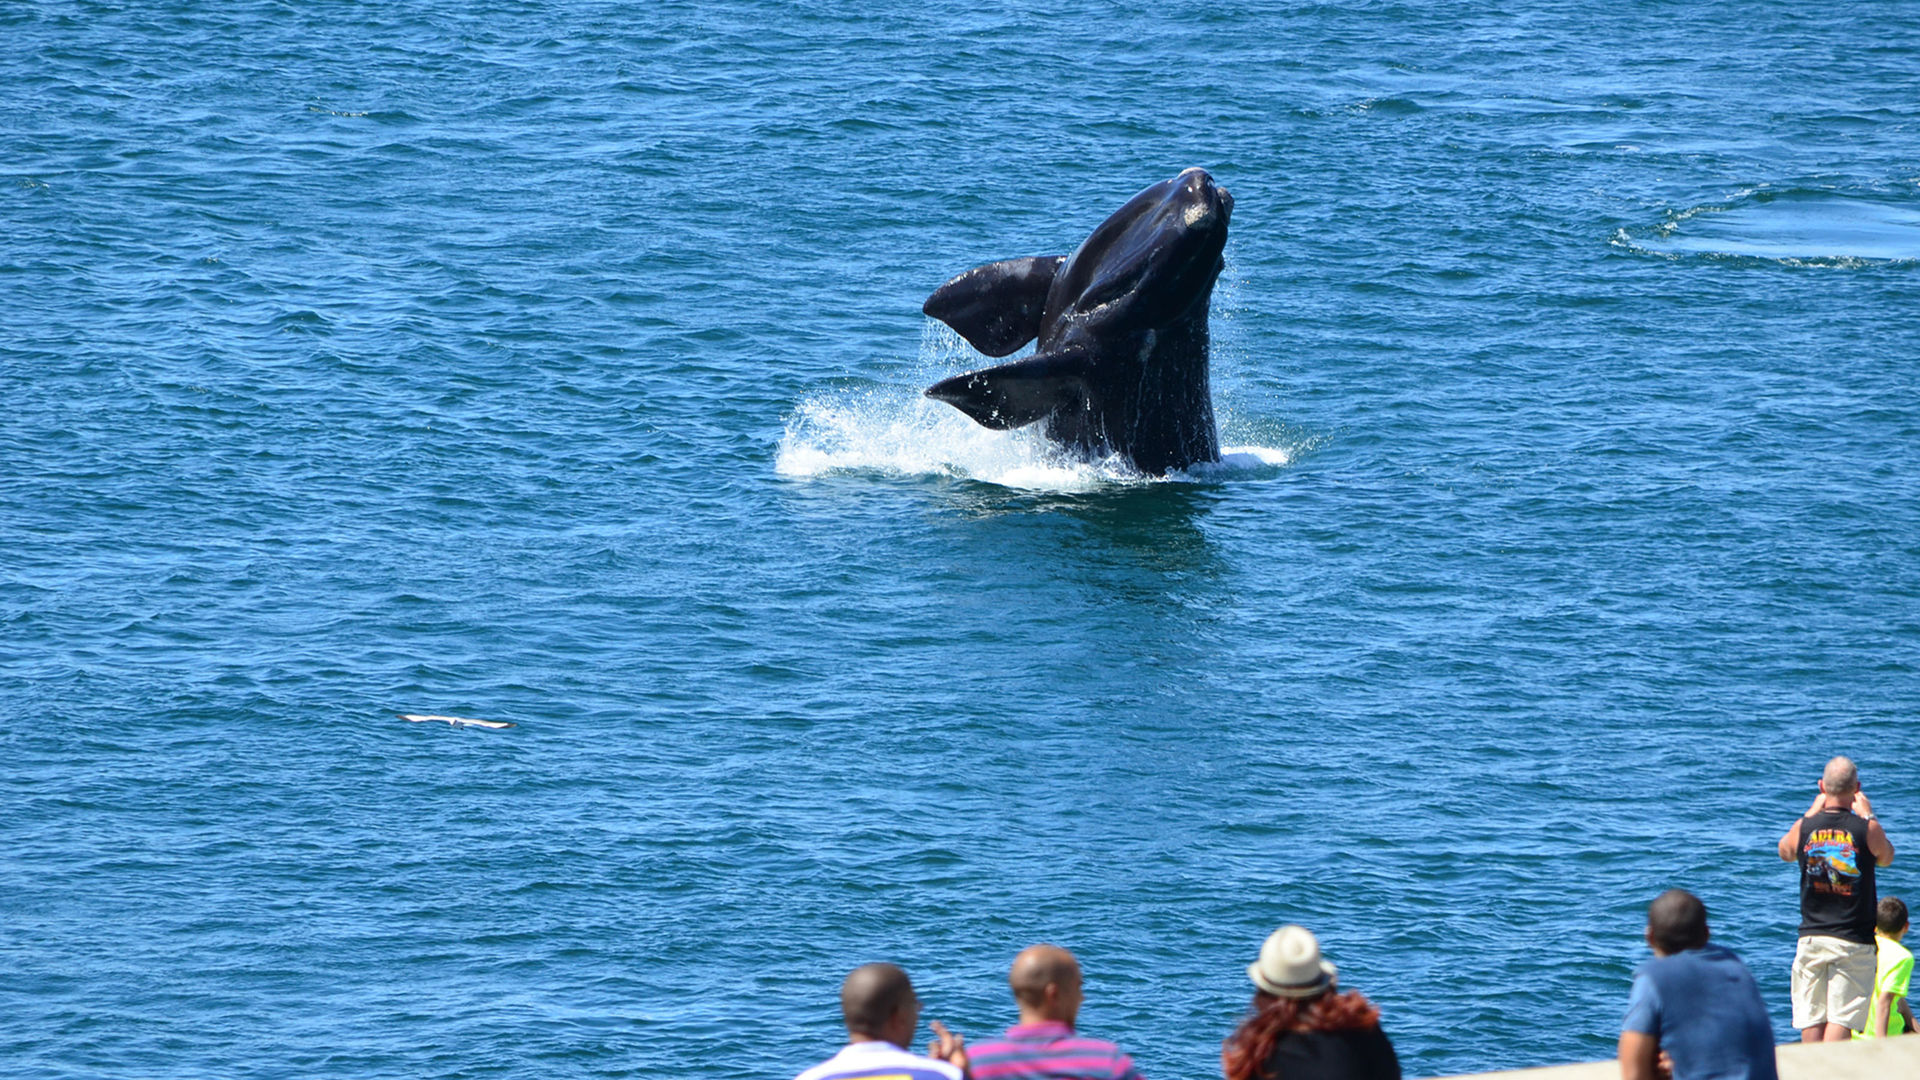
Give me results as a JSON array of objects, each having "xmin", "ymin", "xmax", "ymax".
[{"xmin": 1221, "ymin": 925, "xmax": 1400, "ymax": 1080}]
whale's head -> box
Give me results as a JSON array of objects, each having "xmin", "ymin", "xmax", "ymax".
[{"xmin": 1050, "ymin": 167, "xmax": 1233, "ymax": 331}]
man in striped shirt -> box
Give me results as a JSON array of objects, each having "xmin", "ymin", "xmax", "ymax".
[{"xmin": 968, "ymin": 945, "xmax": 1145, "ymax": 1080}]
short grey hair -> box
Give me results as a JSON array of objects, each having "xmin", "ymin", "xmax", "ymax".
[{"xmin": 1823, "ymin": 756, "xmax": 1859, "ymax": 794}]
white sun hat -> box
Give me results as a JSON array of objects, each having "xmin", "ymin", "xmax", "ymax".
[{"xmin": 1247, "ymin": 925, "xmax": 1337, "ymax": 998}]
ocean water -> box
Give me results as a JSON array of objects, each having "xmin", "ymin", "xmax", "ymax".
[{"xmin": 5, "ymin": 2, "xmax": 1919, "ymax": 1077}]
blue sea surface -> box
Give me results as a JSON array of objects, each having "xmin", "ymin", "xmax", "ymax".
[{"xmin": 4, "ymin": 2, "xmax": 1919, "ymax": 1077}]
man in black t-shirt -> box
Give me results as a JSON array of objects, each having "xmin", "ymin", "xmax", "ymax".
[{"xmin": 1777, "ymin": 756, "xmax": 1896, "ymax": 1042}]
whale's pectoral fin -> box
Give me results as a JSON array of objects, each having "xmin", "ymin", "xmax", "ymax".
[
  {"xmin": 925, "ymin": 346, "xmax": 1097, "ymax": 430},
  {"xmin": 923, "ymin": 255, "xmax": 1066, "ymax": 357}
]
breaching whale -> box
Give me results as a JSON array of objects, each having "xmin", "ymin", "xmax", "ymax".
[{"xmin": 923, "ymin": 167, "xmax": 1233, "ymax": 476}]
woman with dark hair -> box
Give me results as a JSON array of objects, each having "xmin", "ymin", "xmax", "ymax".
[{"xmin": 1221, "ymin": 926, "xmax": 1400, "ymax": 1080}]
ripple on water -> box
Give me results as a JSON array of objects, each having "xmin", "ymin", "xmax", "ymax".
[{"xmin": 1624, "ymin": 186, "xmax": 1920, "ymax": 265}]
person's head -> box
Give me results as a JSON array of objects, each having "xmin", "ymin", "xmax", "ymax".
[
  {"xmin": 1879, "ymin": 897, "xmax": 1910, "ymax": 939},
  {"xmin": 1645, "ymin": 889, "xmax": 1710, "ymax": 957},
  {"xmin": 1821, "ymin": 756, "xmax": 1860, "ymax": 799},
  {"xmin": 1009, "ymin": 944, "xmax": 1084, "ymax": 1025},
  {"xmin": 1225, "ymin": 928, "xmax": 1377, "ymax": 1080},
  {"xmin": 1247, "ymin": 925, "xmax": 1337, "ymax": 1003},
  {"xmin": 841, "ymin": 963, "xmax": 920, "ymax": 1047}
]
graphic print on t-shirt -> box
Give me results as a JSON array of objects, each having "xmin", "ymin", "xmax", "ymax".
[{"xmin": 1806, "ymin": 828, "xmax": 1861, "ymax": 895}]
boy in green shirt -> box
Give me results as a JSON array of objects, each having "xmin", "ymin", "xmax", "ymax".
[{"xmin": 1859, "ymin": 897, "xmax": 1915, "ymax": 1039}]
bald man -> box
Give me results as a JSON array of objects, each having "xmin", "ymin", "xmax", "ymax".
[
  {"xmin": 796, "ymin": 963, "xmax": 970, "ymax": 1080},
  {"xmin": 1777, "ymin": 756, "xmax": 1896, "ymax": 1042},
  {"xmin": 967, "ymin": 945, "xmax": 1144, "ymax": 1080}
]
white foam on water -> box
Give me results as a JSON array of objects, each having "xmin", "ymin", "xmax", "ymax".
[
  {"xmin": 775, "ymin": 386, "xmax": 1121, "ymax": 491},
  {"xmin": 1210, "ymin": 445, "xmax": 1296, "ymax": 471},
  {"xmin": 775, "ymin": 385, "xmax": 1294, "ymax": 492},
  {"xmin": 1619, "ymin": 188, "xmax": 1920, "ymax": 264},
  {"xmin": 778, "ymin": 309, "xmax": 1296, "ymax": 492}
]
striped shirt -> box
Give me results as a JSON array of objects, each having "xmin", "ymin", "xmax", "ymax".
[
  {"xmin": 969, "ymin": 1021, "xmax": 1144, "ymax": 1080},
  {"xmin": 795, "ymin": 1040, "xmax": 963, "ymax": 1080}
]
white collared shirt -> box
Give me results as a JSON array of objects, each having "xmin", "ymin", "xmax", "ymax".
[{"xmin": 795, "ymin": 1040, "xmax": 964, "ymax": 1080}]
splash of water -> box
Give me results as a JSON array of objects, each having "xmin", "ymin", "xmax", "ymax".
[{"xmin": 775, "ymin": 374, "xmax": 1293, "ymax": 491}]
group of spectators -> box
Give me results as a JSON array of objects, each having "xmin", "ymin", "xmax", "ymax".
[
  {"xmin": 794, "ymin": 756, "xmax": 1910, "ymax": 1080},
  {"xmin": 1616, "ymin": 755, "xmax": 1911, "ymax": 1080},
  {"xmin": 796, "ymin": 930, "xmax": 1396, "ymax": 1080}
]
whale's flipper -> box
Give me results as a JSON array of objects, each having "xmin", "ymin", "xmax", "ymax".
[
  {"xmin": 925, "ymin": 346, "xmax": 1097, "ymax": 430},
  {"xmin": 923, "ymin": 255, "xmax": 1065, "ymax": 357}
]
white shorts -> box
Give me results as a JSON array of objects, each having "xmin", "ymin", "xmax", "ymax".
[{"xmin": 1790, "ymin": 934, "xmax": 1876, "ymax": 1031}]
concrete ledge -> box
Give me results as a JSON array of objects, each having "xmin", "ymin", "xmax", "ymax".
[{"xmin": 1430, "ymin": 1035, "xmax": 1920, "ymax": 1080}]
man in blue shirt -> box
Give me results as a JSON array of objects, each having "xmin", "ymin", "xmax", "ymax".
[{"xmin": 1619, "ymin": 890, "xmax": 1778, "ymax": 1080}]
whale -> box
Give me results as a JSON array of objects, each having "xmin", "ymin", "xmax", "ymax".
[{"xmin": 923, "ymin": 167, "xmax": 1233, "ymax": 476}]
